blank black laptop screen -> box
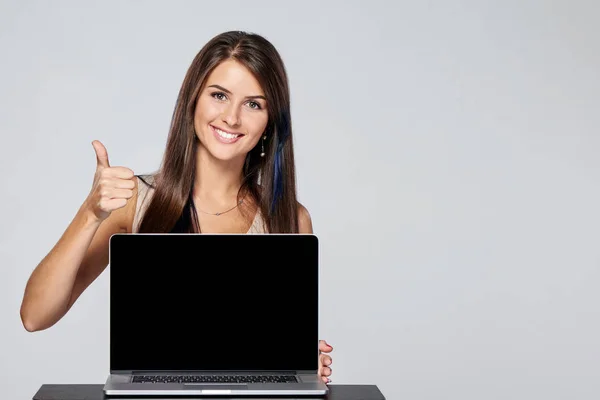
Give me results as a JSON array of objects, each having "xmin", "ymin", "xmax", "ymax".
[{"xmin": 109, "ymin": 234, "xmax": 318, "ymax": 372}]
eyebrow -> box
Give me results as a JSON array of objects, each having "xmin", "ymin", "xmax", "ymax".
[{"xmin": 207, "ymin": 84, "xmax": 267, "ymax": 101}]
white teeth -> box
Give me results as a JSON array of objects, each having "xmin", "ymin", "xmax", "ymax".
[{"xmin": 215, "ymin": 127, "xmax": 240, "ymax": 140}]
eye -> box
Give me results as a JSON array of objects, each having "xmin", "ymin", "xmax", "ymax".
[
  {"xmin": 247, "ymin": 101, "xmax": 262, "ymax": 110},
  {"xmin": 211, "ymin": 92, "xmax": 227, "ymax": 101}
]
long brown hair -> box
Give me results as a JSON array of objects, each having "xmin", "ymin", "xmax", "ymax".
[{"xmin": 137, "ymin": 31, "xmax": 299, "ymax": 233}]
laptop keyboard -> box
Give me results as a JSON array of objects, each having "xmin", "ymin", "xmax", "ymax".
[{"xmin": 132, "ymin": 375, "xmax": 298, "ymax": 384}]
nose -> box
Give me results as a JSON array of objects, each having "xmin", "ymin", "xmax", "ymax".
[{"xmin": 222, "ymin": 104, "xmax": 241, "ymax": 127}]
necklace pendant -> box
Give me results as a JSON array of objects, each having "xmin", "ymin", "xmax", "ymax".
[{"xmin": 215, "ymin": 212, "xmax": 221, "ymax": 216}]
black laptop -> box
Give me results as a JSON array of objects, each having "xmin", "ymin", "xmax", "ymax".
[{"xmin": 103, "ymin": 233, "xmax": 328, "ymax": 397}]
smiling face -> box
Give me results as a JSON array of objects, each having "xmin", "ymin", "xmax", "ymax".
[{"xmin": 193, "ymin": 59, "xmax": 269, "ymax": 163}]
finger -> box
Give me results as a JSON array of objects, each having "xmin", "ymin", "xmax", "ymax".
[
  {"xmin": 103, "ymin": 166, "xmax": 135, "ymax": 180},
  {"xmin": 320, "ymin": 354, "xmax": 332, "ymax": 367},
  {"xmin": 322, "ymin": 376, "xmax": 331, "ymax": 384},
  {"xmin": 110, "ymin": 177, "xmax": 136, "ymax": 190},
  {"xmin": 322, "ymin": 367, "xmax": 331, "ymax": 377},
  {"xmin": 319, "ymin": 340, "xmax": 333, "ymax": 353},
  {"xmin": 92, "ymin": 140, "xmax": 110, "ymax": 169},
  {"xmin": 101, "ymin": 188, "xmax": 134, "ymax": 200}
]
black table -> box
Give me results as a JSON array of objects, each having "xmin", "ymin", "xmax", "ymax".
[{"xmin": 33, "ymin": 384, "xmax": 386, "ymax": 400}]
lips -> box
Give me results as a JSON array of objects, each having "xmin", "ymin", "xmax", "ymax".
[{"xmin": 210, "ymin": 125, "xmax": 244, "ymax": 144}]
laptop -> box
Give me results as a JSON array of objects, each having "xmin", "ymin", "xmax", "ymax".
[{"xmin": 103, "ymin": 233, "xmax": 328, "ymax": 397}]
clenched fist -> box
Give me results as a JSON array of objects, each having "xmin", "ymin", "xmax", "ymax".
[{"xmin": 85, "ymin": 140, "xmax": 135, "ymax": 222}]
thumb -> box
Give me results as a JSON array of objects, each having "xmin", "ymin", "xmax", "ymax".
[{"xmin": 92, "ymin": 140, "xmax": 110, "ymax": 169}]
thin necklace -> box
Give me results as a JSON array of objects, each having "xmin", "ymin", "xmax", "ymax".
[{"xmin": 193, "ymin": 193, "xmax": 246, "ymax": 216}]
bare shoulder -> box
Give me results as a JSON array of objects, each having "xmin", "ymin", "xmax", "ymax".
[{"xmin": 297, "ymin": 202, "xmax": 313, "ymax": 234}]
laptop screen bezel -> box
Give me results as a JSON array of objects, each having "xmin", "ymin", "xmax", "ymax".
[{"xmin": 108, "ymin": 233, "xmax": 320, "ymax": 374}]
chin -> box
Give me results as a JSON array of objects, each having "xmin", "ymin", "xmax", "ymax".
[{"xmin": 204, "ymin": 144, "xmax": 247, "ymax": 163}]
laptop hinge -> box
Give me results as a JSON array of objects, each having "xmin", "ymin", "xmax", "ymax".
[
  {"xmin": 119, "ymin": 370, "xmax": 301, "ymax": 375},
  {"xmin": 110, "ymin": 370, "xmax": 132, "ymax": 374}
]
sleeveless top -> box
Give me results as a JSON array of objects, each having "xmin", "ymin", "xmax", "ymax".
[{"xmin": 132, "ymin": 175, "xmax": 267, "ymax": 234}]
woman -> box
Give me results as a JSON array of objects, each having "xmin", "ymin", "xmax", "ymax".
[{"xmin": 20, "ymin": 31, "xmax": 333, "ymax": 384}]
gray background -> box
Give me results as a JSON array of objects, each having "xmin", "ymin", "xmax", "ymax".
[{"xmin": 1, "ymin": 0, "xmax": 599, "ymax": 399}]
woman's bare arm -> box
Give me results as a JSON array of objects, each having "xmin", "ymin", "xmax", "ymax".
[{"xmin": 20, "ymin": 141, "xmax": 137, "ymax": 332}]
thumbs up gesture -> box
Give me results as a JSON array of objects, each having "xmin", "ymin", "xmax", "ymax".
[{"xmin": 86, "ymin": 140, "xmax": 136, "ymax": 222}]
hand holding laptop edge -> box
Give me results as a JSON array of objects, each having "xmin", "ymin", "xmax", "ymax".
[{"xmin": 318, "ymin": 340, "xmax": 333, "ymax": 383}]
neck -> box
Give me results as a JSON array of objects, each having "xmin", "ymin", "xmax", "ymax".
[{"xmin": 194, "ymin": 142, "xmax": 245, "ymax": 201}]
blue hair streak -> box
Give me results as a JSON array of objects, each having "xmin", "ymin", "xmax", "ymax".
[
  {"xmin": 270, "ymin": 143, "xmax": 284, "ymax": 214},
  {"xmin": 270, "ymin": 110, "xmax": 291, "ymax": 214}
]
